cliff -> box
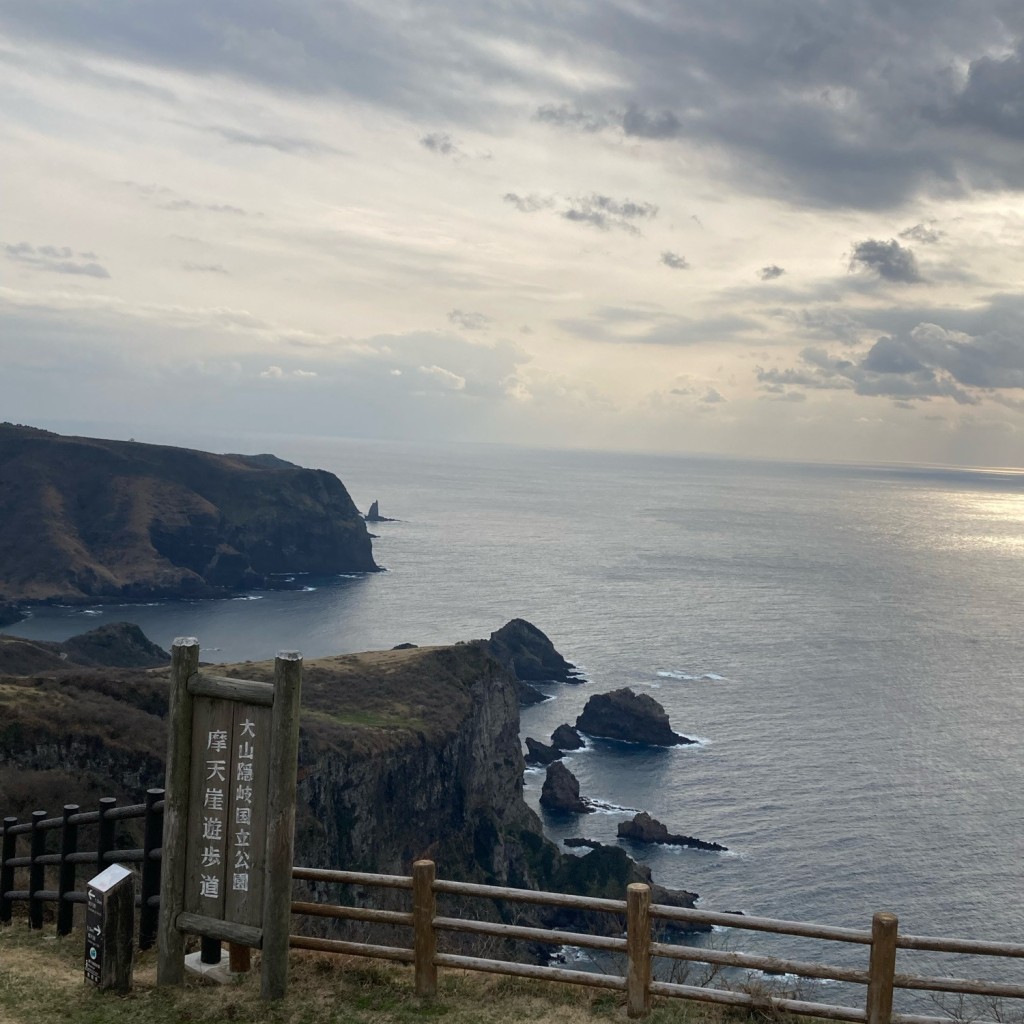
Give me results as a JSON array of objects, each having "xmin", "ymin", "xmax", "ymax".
[
  {"xmin": 0, "ymin": 627, "xmax": 701, "ymax": 941},
  {"xmin": 0, "ymin": 423, "xmax": 378, "ymax": 604}
]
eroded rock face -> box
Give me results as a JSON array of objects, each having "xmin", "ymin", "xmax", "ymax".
[
  {"xmin": 540, "ymin": 761, "xmax": 593, "ymax": 814},
  {"xmin": 617, "ymin": 811, "xmax": 728, "ymax": 852},
  {"xmin": 576, "ymin": 688, "xmax": 693, "ymax": 746}
]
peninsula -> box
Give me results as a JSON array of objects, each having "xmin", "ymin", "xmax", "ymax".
[{"xmin": 0, "ymin": 423, "xmax": 378, "ymax": 607}]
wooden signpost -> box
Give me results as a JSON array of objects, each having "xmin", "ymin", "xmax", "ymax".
[
  {"xmin": 158, "ymin": 638, "xmax": 302, "ymax": 999},
  {"xmin": 84, "ymin": 863, "xmax": 135, "ymax": 992}
]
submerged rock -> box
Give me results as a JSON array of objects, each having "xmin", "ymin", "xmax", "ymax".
[
  {"xmin": 576, "ymin": 688, "xmax": 694, "ymax": 746},
  {"xmin": 540, "ymin": 761, "xmax": 593, "ymax": 814},
  {"xmin": 617, "ymin": 811, "xmax": 728, "ymax": 852}
]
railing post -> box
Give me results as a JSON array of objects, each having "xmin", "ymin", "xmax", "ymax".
[
  {"xmin": 29, "ymin": 810, "xmax": 47, "ymax": 930},
  {"xmin": 57, "ymin": 804, "xmax": 79, "ymax": 936},
  {"xmin": 1, "ymin": 817, "xmax": 16, "ymax": 925},
  {"xmin": 413, "ymin": 859, "xmax": 437, "ymax": 997},
  {"xmin": 138, "ymin": 789, "xmax": 162, "ymax": 951},
  {"xmin": 867, "ymin": 911, "xmax": 899, "ymax": 1024},
  {"xmin": 96, "ymin": 797, "xmax": 116, "ymax": 874},
  {"xmin": 626, "ymin": 882, "xmax": 652, "ymax": 1019}
]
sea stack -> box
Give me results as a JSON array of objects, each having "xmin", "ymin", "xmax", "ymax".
[
  {"xmin": 576, "ymin": 688, "xmax": 694, "ymax": 746},
  {"xmin": 540, "ymin": 761, "xmax": 593, "ymax": 814}
]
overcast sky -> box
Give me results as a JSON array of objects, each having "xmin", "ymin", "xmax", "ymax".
[{"xmin": 4, "ymin": 2, "xmax": 1024, "ymax": 467}]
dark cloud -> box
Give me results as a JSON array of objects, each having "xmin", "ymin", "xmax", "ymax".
[
  {"xmin": 621, "ymin": 104, "xmax": 682, "ymax": 139},
  {"xmin": 447, "ymin": 309, "xmax": 491, "ymax": 331},
  {"xmin": 899, "ymin": 222, "xmax": 945, "ymax": 244},
  {"xmin": 849, "ymin": 239, "xmax": 923, "ymax": 283},
  {"xmin": 534, "ymin": 104, "xmax": 611, "ymax": 132},
  {"xmin": 760, "ymin": 264, "xmax": 786, "ymax": 280},
  {"xmin": 503, "ymin": 192, "xmax": 554, "ymax": 213},
  {"xmin": 661, "ymin": 251, "xmax": 690, "ymax": 270},
  {"xmin": 562, "ymin": 194, "xmax": 658, "ymax": 234},
  {"xmin": 946, "ymin": 42, "xmax": 1024, "ymax": 140},
  {"xmin": 5, "ymin": 242, "xmax": 110, "ymax": 278},
  {"xmin": 420, "ymin": 132, "xmax": 460, "ymax": 156}
]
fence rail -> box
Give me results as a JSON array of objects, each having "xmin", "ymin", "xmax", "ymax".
[{"xmin": 3, "ymin": 795, "xmax": 1024, "ymax": 1022}]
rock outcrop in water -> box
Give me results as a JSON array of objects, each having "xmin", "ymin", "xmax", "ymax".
[
  {"xmin": 524, "ymin": 737, "xmax": 562, "ymax": 765},
  {"xmin": 365, "ymin": 500, "xmax": 396, "ymax": 523},
  {"xmin": 551, "ymin": 724, "xmax": 585, "ymax": 750},
  {"xmin": 0, "ymin": 422, "xmax": 378, "ymax": 604},
  {"xmin": 540, "ymin": 761, "xmax": 593, "ymax": 814},
  {"xmin": 576, "ymin": 687, "xmax": 694, "ymax": 746},
  {"xmin": 482, "ymin": 619, "xmax": 581, "ymax": 684},
  {"xmin": 617, "ymin": 811, "xmax": 728, "ymax": 852}
]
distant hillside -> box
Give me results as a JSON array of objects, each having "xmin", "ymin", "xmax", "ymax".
[
  {"xmin": 0, "ymin": 423, "xmax": 378, "ymax": 603},
  {"xmin": 0, "ymin": 622, "xmax": 170, "ymax": 675}
]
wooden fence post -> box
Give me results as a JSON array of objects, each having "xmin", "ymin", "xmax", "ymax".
[
  {"xmin": 57, "ymin": 804, "xmax": 79, "ymax": 936},
  {"xmin": 157, "ymin": 637, "xmax": 200, "ymax": 986},
  {"xmin": 0, "ymin": 816, "xmax": 15, "ymax": 925},
  {"xmin": 29, "ymin": 810, "xmax": 46, "ymax": 930},
  {"xmin": 96, "ymin": 797, "xmax": 116, "ymax": 874},
  {"xmin": 260, "ymin": 651, "xmax": 303, "ymax": 1001},
  {"xmin": 413, "ymin": 859, "xmax": 437, "ymax": 997},
  {"xmin": 626, "ymin": 882, "xmax": 652, "ymax": 1019},
  {"xmin": 866, "ymin": 911, "xmax": 899, "ymax": 1024},
  {"xmin": 138, "ymin": 789, "xmax": 162, "ymax": 950}
]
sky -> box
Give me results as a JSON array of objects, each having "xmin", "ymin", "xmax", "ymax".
[{"xmin": 3, "ymin": 2, "xmax": 1024, "ymax": 467}]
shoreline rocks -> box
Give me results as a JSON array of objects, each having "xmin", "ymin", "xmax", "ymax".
[
  {"xmin": 524, "ymin": 737, "xmax": 562, "ymax": 766},
  {"xmin": 539, "ymin": 761, "xmax": 593, "ymax": 814},
  {"xmin": 576, "ymin": 688, "xmax": 694, "ymax": 746},
  {"xmin": 617, "ymin": 811, "xmax": 728, "ymax": 852},
  {"xmin": 551, "ymin": 723, "xmax": 585, "ymax": 750},
  {"xmin": 484, "ymin": 619, "xmax": 582, "ymax": 683}
]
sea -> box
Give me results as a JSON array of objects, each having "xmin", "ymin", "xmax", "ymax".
[{"xmin": 9, "ymin": 437, "xmax": 1024, "ymax": 1011}]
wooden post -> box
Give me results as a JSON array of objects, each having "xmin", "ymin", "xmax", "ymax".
[
  {"xmin": 626, "ymin": 882, "xmax": 652, "ymax": 1019},
  {"xmin": 229, "ymin": 943, "xmax": 251, "ymax": 974},
  {"xmin": 866, "ymin": 911, "xmax": 899, "ymax": 1024},
  {"xmin": 1, "ymin": 816, "xmax": 16, "ymax": 925},
  {"xmin": 29, "ymin": 810, "xmax": 46, "ymax": 930},
  {"xmin": 157, "ymin": 637, "xmax": 200, "ymax": 986},
  {"xmin": 260, "ymin": 651, "xmax": 303, "ymax": 1001},
  {"xmin": 138, "ymin": 789, "xmax": 162, "ymax": 951},
  {"xmin": 85, "ymin": 865, "xmax": 135, "ymax": 993},
  {"xmin": 96, "ymin": 797, "xmax": 116, "ymax": 874},
  {"xmin": 57, "ymin": 804, "xmax": 79, "ymax": 937},
  {"xmin": 413, "ymin": 860, "xmax": 437, "ymax": 997}
]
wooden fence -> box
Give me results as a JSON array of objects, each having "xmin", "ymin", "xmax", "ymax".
[{"xmin": 3, "ymin": 797, "xmax": 1024, "ymax": 1022}]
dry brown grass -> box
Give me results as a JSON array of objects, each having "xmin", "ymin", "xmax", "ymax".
[{"xmin": 0, "ymin": 923, "xmax": 744, "ymax": 1024}]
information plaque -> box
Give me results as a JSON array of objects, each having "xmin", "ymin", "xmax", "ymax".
[{"xmin": 84, "ymin": 863, "xmax": 135, "ymax": 992}]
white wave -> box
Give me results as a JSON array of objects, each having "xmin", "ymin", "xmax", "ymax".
[
  {"xmin": 656, "ymin": 670, "xmax": 696, "ymax": 680},
  {"xmin": 81, "ymin": 609, "xmax": 103, "ymax": 615},
  {"xmin": 231, "ymin": 594, "xmax": 264, "ymax": 601},
  {"xmin": 586, "ymin": 798, "xmax": 640, "ymax": 814},
  {"xmin": 300, "ymin": 586, "xmax": 318, "ymax": 592},
  {"xmin": 701, "ymin": 672, "xmax": 727, "ymax": 681}
]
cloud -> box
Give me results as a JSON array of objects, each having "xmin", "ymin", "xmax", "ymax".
[
  {"xmin": 182, "ymin": 262, "xmax": 229, "ymax": 274},
  {"xmin": 559, "ymin": 305, "xmax": 759, "ymax": 346},
  {"xmin": 5, "ymin": 242, "xmax": 111, "ymax": 278},
  {"xmin": 448, "ymin": 309, "xmax": 491, "ymax": 331},
  {"xmin": 503, "ymin": 192, "xmax": 555, "ymax": 213},
  {"xmin": 661, "ymin": 251, "xmax": 690, "ymax": 270},
  {"xmin": 701, "ymin": 387, "xmax": 726, "ymax": 404},
  {"xmin": 420, "ymin": 132, "xmax": 460, "ymax": 156},
  {"xmin": 760, "ymin": 264, "xmax": 785, "ymax": 280},
  {"xmin": 899, "ymin": 223, "xmax": 945, "ymax": 245},
  {"xmin": 259, "ymin": 365, "xmax": 317, "ymax": 380},
  {"xmin": 418, "ymin": 364, "xmax": 466, "ymax": 391},
  {"xmin": 946, "ymin": 42, "xmax": 1024, "ymax": 141},
  {"xmin": 622, "ymin": 104, "xmax": 682, "ymax": 139},
  {"xmin": 849, "ymin": 239, "xmax": 922, "ymax": 283},
  {"xmin": 562, "ymin": 194, "xmax": 658, "ymax": 234},
  {"xmin": 205, "ymin": 124, "xmax": 342, "ymax": 155},
  {"xmin": 534, "ymin": 104, "xmax": 611, "ymax": 132}
]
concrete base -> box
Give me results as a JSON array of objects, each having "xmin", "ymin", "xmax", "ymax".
[{"xmin": 183, "ymin": 950, "xmax": 246, "ymax": 985}]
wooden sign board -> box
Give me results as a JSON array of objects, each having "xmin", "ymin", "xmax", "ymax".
[{"xmin": 158, "ymin": 639, "xmax": 302, "ymax": 1000}]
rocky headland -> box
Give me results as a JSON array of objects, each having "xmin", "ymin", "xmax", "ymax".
[
  {"xmin": 0, "ymin": 618, "xmax": 706, "ymax": 947},
  {"xmin": 0, "ymin": 422, "xmax": 378, "ymax": 605},
  {"xmin": 576, "ymin": 687, "xmax": 694, "ymax": 746}
]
